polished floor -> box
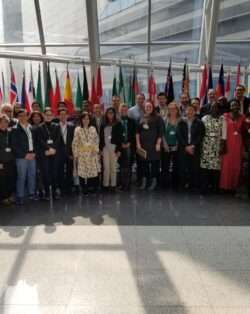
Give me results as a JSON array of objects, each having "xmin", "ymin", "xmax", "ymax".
[{"xmin": 0, "ymin": 191, "xmax": 250, "ymax": 314}]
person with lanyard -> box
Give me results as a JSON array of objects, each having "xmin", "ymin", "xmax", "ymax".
[
  {"xmin": 56, "ymin": 107, "xmax": 75, "ymax": 195},
  {"xmin": 233, "ymin": 84, "xmax": 250, "ymax": 115},
  {"xmin": 156, "ymin": 92, "xmax": 168, "ymax": 122},
  {"xmin": 119, "ymin": 104, "xmax": 136, "ymax": 191},
  {"xmin": 0, "ymin": 114, "xmax": 15, "ymax": 205},
  {"xmin": 200, "ymin": 89, "xmax": 217, "ymax": 118},
  {"xmin": 36, "ymin": 107, "xmax": 61, "ymax": 200},
  {"xmin": 72, "ymin": 112, "xmax": 100, "ymax": 195},
  {"xmin": 11, "ymin": 109, "xmax": 37, "ymax": 205},
  {"xmin": 179, "ymin": 93, "xmax": 190, "ymax": 117},
  {"xmin": 0, "ymin": 103, "xmax": 17, "ymax": 128},
  {"xmin": 91, "ymin": 103, "xmax": 104, "ymax": 135},
  {"xmin": 112, "ymin": 95, "xmax": 121, "ymax": 118},
  {"xmin": 200, "ymin": 102, "xmax": 227, "ymax": 194},
  {"xmin": 99, "ymin": 107, "xmax": 124, "ymax": 191},
  {"xmin": 161, "ymin": 102, "xmax": 180, "ymax": 190},
  {"xmin": 176, "ymin": 104, "xmax": 205, "ymax": 192},
  {"xmin": 220, "ymin": 99, "xmax": 246, "ymax": 194},
  {"xmin": 136, "ymin": 101, "xmax": 163, "ymax": 191}
]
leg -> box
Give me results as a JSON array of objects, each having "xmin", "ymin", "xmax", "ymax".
[
  {"xmin": 102, "ymin": 147, "xmax": 110, "ymax": 187},
  {"xmin": 110, "ymin": 150, "xmax": 117, "ymax": 188},
  {"xmin": 27, "ymin": 159, "xmax": 36, "ymax": 197},
  {"xmin": 16, "ymin": 159, "xmax": 28, "ymax": 201}
]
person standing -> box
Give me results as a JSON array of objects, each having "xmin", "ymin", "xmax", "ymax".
[
  {"xmin": 234, "ymin": 84, "xmax": 250, "ymax": 115},
  {"xmin": 100, "ymin": 107, "xmax": 124, "ymax": 191},
  {"xmin": 72, "ymin": 112, "xmax": 100, "ymax": 195},
  {"xmin": 157, "ymin": 92, "xmax": 168, "ymax": 121},
  {"xmin": 0, "ymin": 114, "xmax": 15, "ymax": 204},
  {"xmin": 136, "ymin": 101, "xmax": 163, "ymax": 191},
  {"xmin": 220, "ymin": 99, "xmax": 245, "ymax": 193},
  {"xmin": 200, "ymin": 103, "xmax": 226, "ymax": 194},
  {"xmin": 11, "ymin": 109, "xmax": 36, "ymax": 205},
  {"xmin": 57, "ymin": 108, "xmax": 75, "ymax": 195},
  {"xmin": 36, "ymin": 107, "xmax": 61, "ymax": 200},
  {"xmin": 200, "ymin": 89, "xmax": 217, "ymax": 118},
  {"xmin": 91, "ymin": 103, "xmax": 104, "ymax": 135},
  {"xmin": 177, "ymin": 104, "xmax": 205, "ymax": 192}
]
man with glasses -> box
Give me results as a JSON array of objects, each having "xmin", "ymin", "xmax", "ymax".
[{"xmin": 234, "ymin": 84, "xmax": 250, "ymax": 114}]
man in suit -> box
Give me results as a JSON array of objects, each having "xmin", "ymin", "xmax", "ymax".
[
  {"xmin": 91, "ymin": 103, "xmax": 104, "ymax": 135},
  {"xmin": 36, "ymin": 107, "xmax": 61, "ymax": 200},
  {"xmin": 200, "ymin": 89, "xmax": 217, "ymax": 118},
  {"xmin": 56, "ymin": 108, "xmax": 75, "ymax": 195},
  {"xmin": 177, "ymin": 104, "xmax": 205, "ymax": 192},
  {"xmin": 234, "ymin": 84, "xmax": 250, "ymax": 114},
  {"xmin": 11, "ymin": 109, "xmax": 36, "ymax": 205}
]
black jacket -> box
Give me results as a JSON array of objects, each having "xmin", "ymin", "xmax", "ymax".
[
  {"xmin": 57, "ymin": 122, "xmax": 75, "ymax": 156},
  {"xmin": 90, "ymin": 116, "xmax": 105, "ymax": 135},
  {"xmin": 176, "ymin": 118, "xmax": 205, "ymax": 153},
  {"xmin": 99, "ymin": 121, "xmax": 124, "ymax": 153},
  {"xmin": 0, "ymin": 129, "xmax": 14, "ymax": 162},
  {"xmin": 11, "ymin": 123, "xmax": 36, "ymax": 158},
  {"xmin": 120, "ymin": 117, "xmax": 136, "ymax": 150},
  {"xmin": 36, "ymin": 122, "xmax": 61, "ymax": 157}
]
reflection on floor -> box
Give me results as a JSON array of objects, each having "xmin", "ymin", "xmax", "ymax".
[{"xmin": 0, "ymin": 191, "xmax": 250, "ymax": 313}]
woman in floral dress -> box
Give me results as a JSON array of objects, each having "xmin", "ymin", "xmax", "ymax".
[{"xmin": 72, "ymin": 112, "xmax": 100, "ymax": 195}]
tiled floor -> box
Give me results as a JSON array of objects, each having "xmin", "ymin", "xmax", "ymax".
[{"xmin": 0, "ymin": 191, "xmax": 250, "ymax": 313}]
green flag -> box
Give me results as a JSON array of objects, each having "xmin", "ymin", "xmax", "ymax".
[
  {"xmin": 36, "ymin": 64, "xmax": 43, "ymax": 110},
  {"xmin": 45, "ymin": 63, "xmax": 53, "ymax": 107},
  {"xmin": 75, "ymin": 73, "xmax": 83, "ymax": 110},
  {"xmin": 118, "ymin": 66, "xmax": 125, "ymax": 102},
  {"xmin": 126, "ymin": 75, "xmax": 132, "ymax": 107},
  {"xmin": 112, "ymin": 73, "xmax": 118, "ymax": 96}
]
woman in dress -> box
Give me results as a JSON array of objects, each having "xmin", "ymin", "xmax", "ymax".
[
  {"xmin": 136, "ymin": 101, "xmax": 163, "ymax": 190},
  {"xmin": 72, "ymin": 112, "xmax": 100, "ymax": 195},
  {"xmin": 161, "ymin": 101, "xmax": 180, "ymax": 189},
  {"xmin": 201, "ymin": 102, "xmax": 226, "ymax": 193},
  {"xmin": 220, "ymin": 99, "xmax": 245, "ymax": 193}
]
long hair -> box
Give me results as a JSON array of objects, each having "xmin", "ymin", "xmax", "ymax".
[{"xmin": 104, "ymin": 107, "xmax": 117, "ymax": 125}]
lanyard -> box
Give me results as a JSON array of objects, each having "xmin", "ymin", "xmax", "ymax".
[{"xmin": 44, "ymin": 124, "xmax": 52, "ymax": 140}]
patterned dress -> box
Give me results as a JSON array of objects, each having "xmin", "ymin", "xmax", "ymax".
[
  {"xmin": 72, "ymin": 126, "xmax": 100, "ymax": 179},
  {"xmin": 201, "ymin": 115, "xmax": 224, "ymax": 170}
]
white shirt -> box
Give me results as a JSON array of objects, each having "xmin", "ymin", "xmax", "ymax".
[
  {"xmin": 60, "ymin": 122, "xmax": 67, "ymax": 144},
  {"xmin": 20, "ymin": 123, "xmax": 33, "ymax": 151}
]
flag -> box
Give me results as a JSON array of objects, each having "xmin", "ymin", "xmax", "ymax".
[
  {"xmin": 207, "ymin": 64, "xmax": 213, "ymax": 90},
  {"xmin": 21, "ymin": 71, "xmax": 31, "ymax": 113},
  {"xmin": 225, "ymin": 71, "xmax": 231, "ymax": 99},
  {"xmin": 0, "ymin": 86, "xmax": 3, "ymax": 105},
  {"xmin": 182, "ymin": 60, "xmax": 189, "ymax": 96},
  {"xmin": 216, "ymin": 64, "xmax": 225, "ymax": 98},
  {"xmin": 118, "ymin": 66, "xmax": 125, "ymax": 102},
  {"xmin": 199, "ymin": 64, "xmax": 208, "ymax": 106},
  {"xmin": 127, "ymin": 75, "xmax": 133, "ymax": 107},
  {"xmin": 112, "ymin": 73, "xmax": 118, "ymax": 97},
  {"xmin": 131, "ymin": 67, "xmax": 139, "ymax": 106},
  {"xmin": 64, "ymin": 70, "xmax": 74, "ymax": 114},
  {"xmin": 75, "ymin": 73, "xmax": 83, "ymax": 110},
  {"xmin": 29, "ymin": 64, "xmax": 36, "ymax": 104},
  {"xmin": 36, "ymin": 64, "xmax": 43, "ymax": 110},
  {"xmin": 9, "ymin": 62, "xmax": 18, "ymax": 104},
  {"xmin": 45, "ymin": 63, "xmax": 53, "ymax": 107},
  {"xmin": 90, "ymin": 75, "xmax": 98, "ymax": 106},
  {"xmin": 96, "ymin": 66, "xmax": 103, "ymax": 103},
  {"xmin": 148, "ymin": 71, "xmax": 156, "ymax": 105},
  {"xmin": 236, "ymin": 63, "xmax": 241, "ymax": 87},
  {"xmin": 165, "ymin": 59, "xmax": 174, "ymax": 103},
  {"xmin": 1, "ymin": 71, "xmax": 5, "ymax": 103},
  {"xmin": 52, "ymin": 69, "xmax": 61, "ymax": 115},
  {"xmin": 82, "ymin": 66, "xmax": 89, "ymax": 101}
]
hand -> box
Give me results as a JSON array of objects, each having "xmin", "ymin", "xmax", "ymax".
[
  {"xmin": 185, "ymin": 145, "xmax": 194, "ymax": 155},
  {"xmin": 50, "ymin": 148, "xmax": 56, "ymax": 155},
  {"xmin": 116, "ymin": 151, "xmax": 121, "ymax": 158},
  {"xmin": 155, "ymin": 143, "xmax": 161, "ymax": 152},
  {"xmin": 122, "ymin": 143, "xmax": 130, "ymax": 149},
  {"xmin": 25, "ymin": 153, "xmax": 35, "ymax": 160},
  {"xmin": 137, "ymin": 144, "xmax": 142, "ymax": 150}
]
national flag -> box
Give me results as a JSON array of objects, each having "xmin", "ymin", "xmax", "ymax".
[
  {"xmin": 207, "ymin": 64, "xmax": 213, "ymax": 90},
  {"xmin": 36, "ymin": 64, "xmax": 43, "ymax": 110},
  {"xmin": 112, "ymin": 73, "xmax": 118, "ymax": 97},
  {"xmin": 0, "ymin": 86, "xmax": 3, "ymax": 105},
  {"xmin": 182, "ymin": 60, "xmax": 189, "ymax": 96},
  {"xmin": 215, "ymin": 64, "xmax": 225, "ymax": 97},
  {"xmin": 52, "ymin": 69, "xmax": 61, "ymax": 115},
  {"xmin": 21, "ymin": 71, "xmax": 31, "ymax": 113},
  {"xmin": 127, "ymin": 75, "xmax": 133, "ymax": 107},
  {"xmin": 131, "ymin": 67, "xmax": 139, "ymax": 106},
  {"xmin": 82, "ymin": 66, "xmax": 89, "ymax": 101},
  {"xmin": 1, "ymin": 71, "xmax": 5, "ymax": 103},
  {"xmin": 165, "ymin": 59, "xmax": 174, "ymax": 103},
  {"xmin": 148, "ymin": 71, "xmax": 156, "ymax": 105},
  {"xmin": 29, "ymin": 64, "xmax": 36, "ymax": 104},
  {"xmin": 236, "ymin": 63, "xmax": 241, "ymax": 87},
  {"xmin": 225, "ymin": 71, "xmax": 231, "ymax": 99},
  {"xmin": 45, "ymin": 63, "xmax": 53, "ymax": 107},
  {"xmin": 64, "ymin": 70, "xmax": 74, "ymax": 114},
  {"xmin": 118, "ymin": 66, "xmax": 125, "ymax": 102},
  {"xmin": 90, "ymin": 75, "xmax": 98, "ymax": 106},
  {"xmin": 75, "ymin": 72, "xmax": 83, "ymax": 110},
  {"xmin": 9, "ymin": 61, "xmax": 18, "ymax": 104},
  {"xmin": 199, "ymin": 64, "xmax": 208, "ymax": 106},
  {"xmin": 96, "ymin": 65, "xmax": 103, "ymax": 103}
]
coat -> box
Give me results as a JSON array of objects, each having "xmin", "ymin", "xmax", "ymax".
[{"xmin": 72, "ymin": 126, "xmax": 100, "ymax": 179}]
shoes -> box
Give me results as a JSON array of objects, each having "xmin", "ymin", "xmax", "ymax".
[
  {"xmin": 54, "ymin": 188, "xmax": 61, "ymax": 200},
  {"xmin": 148, "ymin": 178, "xmax": 157, "ymax": 191},
  {"xmin": 139, "ymin": 177, "xmax": 147, "ymax": 190},
  {"xmin": 16, "ymin": 198, "xmax": 24, "ymax": 206}
]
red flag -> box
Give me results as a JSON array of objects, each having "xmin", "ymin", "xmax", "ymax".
[
  {"xmin": 199, "ymin": 64, "xmax": 208, "ymax": 106},
  {"xmin": 64, "ymin": 70, "xmax": 74, "ymax": 114},
  {"xmin": 52, "ymin": 69, "xmax": 61, "ymax": 115},
  {"xmin": 91, "ymin": 75, "xmax": 98, "ymax": 107},
  {"xmin": 215, "ymin": 64, "xmax": 225, "ymax": 98},
  {"xmin": 9, "ymin": 62, "xmax": 18, "ymax": 104},
  {"xmin": 21, "ymin": 71, "xmax": 31, "ymax": 113},
  {"xmin": 236, "ymin": 63, "xmax": 241, "ymax": 87},
  {"xmin": 0, "ymin": 86, "xmax": 3, "ymax": 105},
  {"xmin": 225, "ymin": 72, "xmax": 231, "ymax": 99},
  {"xmin": 148, "ymin": 72, "xmax": 156, "ymax": 105},
  {"xmin": 96, "ymin": 66, "xmax": 103, "ymax": 102}
]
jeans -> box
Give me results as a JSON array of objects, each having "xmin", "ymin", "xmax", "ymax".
[{"xmin": 16, "ymin": 158, "xmax": 36, "ymax": 199}]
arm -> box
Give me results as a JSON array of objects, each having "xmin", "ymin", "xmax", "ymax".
[{"xmin": 72, "ymin": 127, "xmax": 80, "ymax": 159}]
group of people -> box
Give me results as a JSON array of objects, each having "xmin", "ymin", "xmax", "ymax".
[{"xmin": 0, "ymin": 83, "xmax": 250, "ymax": 206}]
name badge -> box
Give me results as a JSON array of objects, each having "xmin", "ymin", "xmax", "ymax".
[
  {"xmin": 108, "ymin": 135, "xmax": 112, "ymax": 140},
  {"xmin": 0, "ymin": 164, "xmax": 3, "ymax": 170},
  {"xmin": 234, "ymin": 131, "xmax": 238, "ymax": 136},
  {"xmin": 143, "ymin": 123, "xmax": 149, "ymax": 130},
  {"xmin": 210, "ymin": 132, "xmax": 216, "ymax": 137},
  {"xmin": 248, "ymin": 129, "xmax": 250, "ymax": 134},
  {"xmin": 47, "ymin": 139, "xmax": 53, "ymax": 144},
  {"xmin": 169, "ymin": 131, "xmax": 176, "ymax": 135},
  {"xmin": 5, "ymin": 147, "xmax": 11, "ymax": 153}
]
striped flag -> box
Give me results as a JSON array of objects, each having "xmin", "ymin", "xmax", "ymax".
[
  {"xmin": 148, "ymin": 71, "xmax": 156, "ymax": 105},
  {"xmin": 0, "ymin": 86, "xmax": 3, "ymax": 105},
  {"xmin": 225, "ymin": 71, "xmax": 231, "ymax": 99},
  {"xmin": 21, "ymin": 71, "xmax": 31, "ymax": 113},
  {"xmin": 215, "ymin": 64, "xmax": 225, "ymax": 98},
  {"xmin": 199, "ymin": 64, "xmax": 208, "ymax": 106},
  {"xmin": 64, "ymin": 69, "xmax": 74, "ymax": 114},
  {"xmin": 9, "ymin": 61, "xmax": 18, "ymax": 104},
  {"xmin": 29, "ymin": 64, "xmax": 36, "ymax": 104}
]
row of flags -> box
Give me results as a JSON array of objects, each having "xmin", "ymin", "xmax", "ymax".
[{"xmin": 0, "ymin": 61, "xmax": 245, "ymax": 114}]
